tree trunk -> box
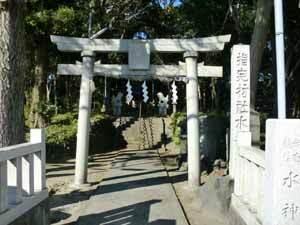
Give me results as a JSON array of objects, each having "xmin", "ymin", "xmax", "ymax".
[
  {"xmin": 250, "ymin": 0, "xmax": 273, "ymax": 107},
  {"xmin": 29, "ymin": 37, "xmax": 48, "ymax": 128},
  {"xmin": 0, "ymin": 0, "xmax": 26, "ymax": 147}
]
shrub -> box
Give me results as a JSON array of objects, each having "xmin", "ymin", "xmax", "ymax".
[
  {"xmin": 46, "ymin": 112, "xmax": 78, "ymax": 146},
  {"xmin": 45, "ymin": 112, "xmax": 113, "ymax": 159},
  {"xmin": 170, "ymin": 112, "xmax": 186, "ymax": 146},
  {"xmin": 169, "ymin": 111, "xmax": 226, "ymax": 146}
]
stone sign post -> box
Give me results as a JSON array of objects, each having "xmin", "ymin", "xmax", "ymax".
[
  {"xmin": 230, "ymin": 45, "xmax": 251, "ymax": 182},
  {"xmin": 264, "ymin": 119, "xmax": 300, "ymax": 225}
]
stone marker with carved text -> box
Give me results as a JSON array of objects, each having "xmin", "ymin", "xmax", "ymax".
[
  {"xmin": 264, "ymin": 119, "xmax": 300, "ymax": 225},
  {"xmin": 230, "ymin": 45, "xmax": 251, "ymax": 180}
]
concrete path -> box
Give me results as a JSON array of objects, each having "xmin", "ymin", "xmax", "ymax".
[{"xmin": 76, "ymin": 147, "xmax": 189, "ymax": 225}]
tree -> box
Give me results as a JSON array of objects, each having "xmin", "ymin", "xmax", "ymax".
[
  {"xmin": 250, "ymin": 0, "xmax": 273, "ymax": 107},
  {"xmin": 285, "ymin": 0, "xmax": 300, "ymax": 117},
  {"xmin": 0, "ymin": 0, "xmax": 26, "ymax": 147},
  {"xmin": 26, "ymin": 1, "xmax": 89, "ymax": 128},
  {"xmin": 24, "ymin": 0, "xmax": 179, "ymax": 122}
]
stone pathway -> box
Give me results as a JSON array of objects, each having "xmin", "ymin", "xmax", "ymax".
[
  {"xmin": 76, "ymin": 147, "xmax": 189, "ymax": 225},
  {"xmin": 48, "ymin": 117, "xmax": 230, "ymax": 225},
  {"xmin": 47, "ymin": 151, "xmax": 121, "ymax": 225}
]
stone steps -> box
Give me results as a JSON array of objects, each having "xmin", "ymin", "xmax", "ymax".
[{"xmin": 120, "ymin": 117, "xmax": 171, "ymax": 148}]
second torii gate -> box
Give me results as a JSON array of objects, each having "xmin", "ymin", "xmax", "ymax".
[{"xmin": 50, "ymin": 35, "xmax": 231, "ymax": 188}]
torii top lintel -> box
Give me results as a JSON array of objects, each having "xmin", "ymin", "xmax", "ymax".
[{"xmin": 50, "ymin": 35, "xmax": 231, "ymax": 53}]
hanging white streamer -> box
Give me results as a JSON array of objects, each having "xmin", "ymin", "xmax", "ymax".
[
  {"xmin": 126, "ymin": 80, "xmax": 133, "ymax": 104},
  {"xmin": 171, "ymin": 81, "xmax": 178, "ymax": 104},
  {"xmin": 142, "ymin": 81, "xmax": 149, "ymax": 103}
]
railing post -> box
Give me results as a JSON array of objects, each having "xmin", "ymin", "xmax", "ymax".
[
  {"xmin": 245, "ymin": 160, "xmax": 251, "ymax": 205},
  {"xmin": 235, "ymin": 132, "xmax": 252, "ymax": 198},
  {"xmin": 249, "ymin": 163, "xmax": 258, "ymax": 213},
  {"xmin": 0, "ymin": 131, "xmax": 49, "ymax": 225},
  {"xmin": 257, "ymin": 168, "xmax": 264, "ymax": 221},
  {"xmin": 30, "ymin": 129, "xmax": 46, "ymax": 191},
  {"xmin": 7, "ymin": 158, "xmax": 22, "ymax": 204},
  {"xmin": 240, "ymin": 157, "xmax": 246, "ymax": 200},
  {"xmin": 0, "ymin": 161, "xmax": 8, "ymax": 213},
  {"xmin": 22, "ymin": 154, "xmax": 34, "ymax": 196}
]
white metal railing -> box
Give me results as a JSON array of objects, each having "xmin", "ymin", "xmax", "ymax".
[
  {"xmin": 233, "ymin": 145, "xmax": 265, "ymax": 224},
  {"xmin": 0, "ymin": 129, "xmax": 48, "ymax": 225}
]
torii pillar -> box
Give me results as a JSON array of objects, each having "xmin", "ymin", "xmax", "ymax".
[
  {"xmin": 74, "ymin": 50, "xmax": 95, "ymax": 186},
  {"xmin": 184, "ymin": 51, "xmax": 200, "ymax": 187}
]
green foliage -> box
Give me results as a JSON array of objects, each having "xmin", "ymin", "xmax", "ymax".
[
  {"xmin": 24, "ymin": 0, "xmax": 299, "ymax": 149},
  {"xmin": 50, "ymin": 112, "xmax": 77, "ymax": 124},
  {"xmin": 198, "ymin": 111, "xmax": 226, "ymax": 118},
  {"xmin": 25, "ymin": 2, "xmax": 88, "ymax": 37},
  {"xmin": 26, "ymin": 10, "xmax": 51, "ymax": 35},
  {"xmin": 45, "ymin": 112, "xmax": 109, "ymax": 146},
  {"xmin": 90, "ymin": 113, "xmax": 109, "ymax": 125},
  {"xmin": 237, "ymin": 3, "xmax": 255, "ymax": 32},
  {"xmin": 51, "ymin": 7, "xmax": 77, "ymax": 34},
  {"xmin": 179, "ymin": 0, "xmax": 229, "ymax": 37},
  {"xmin": 24, "ymin": 102, "xmax": 31, "ymax": 129},
  {"xmin": 36, "ymin": 102, "xmax": 57, "ymax": 124},
  {"xmin": 46, "ymin": 112, "xmax": 78, "ymax": 145},
  {"xmin": 170, "ymin": 112, "xmax": 186, "ymax": 146},
  {"xmin": 170, "ymin": 111, "xmax": 226, "ymax": 146},
  {"xmin": 46, "ymin": 123, "xmax": 77, "ymax": 145}
]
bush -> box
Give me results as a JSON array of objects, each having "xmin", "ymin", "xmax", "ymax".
[
  {"xmin": 89, "ymin": 114, "xmax": 116, "ymax": 153},
  {"xmin": 169, "ymin": 111, "xmax": 226, "ymax": 146},
  {"xmin": 46, "ymin": 112, "xmax": 78, "ymax": 146},
  {"xmin": 45, "ymin": 112, "xmax": 112, "ymax": 160},
  {"xmin": 170, "ymin": 112, "xmax": 186, "ymax": 146}
]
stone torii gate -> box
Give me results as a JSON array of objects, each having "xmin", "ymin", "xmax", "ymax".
[{"xmin": 50, "ymin": 35, "xmax": 231, "ymax": 188}]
